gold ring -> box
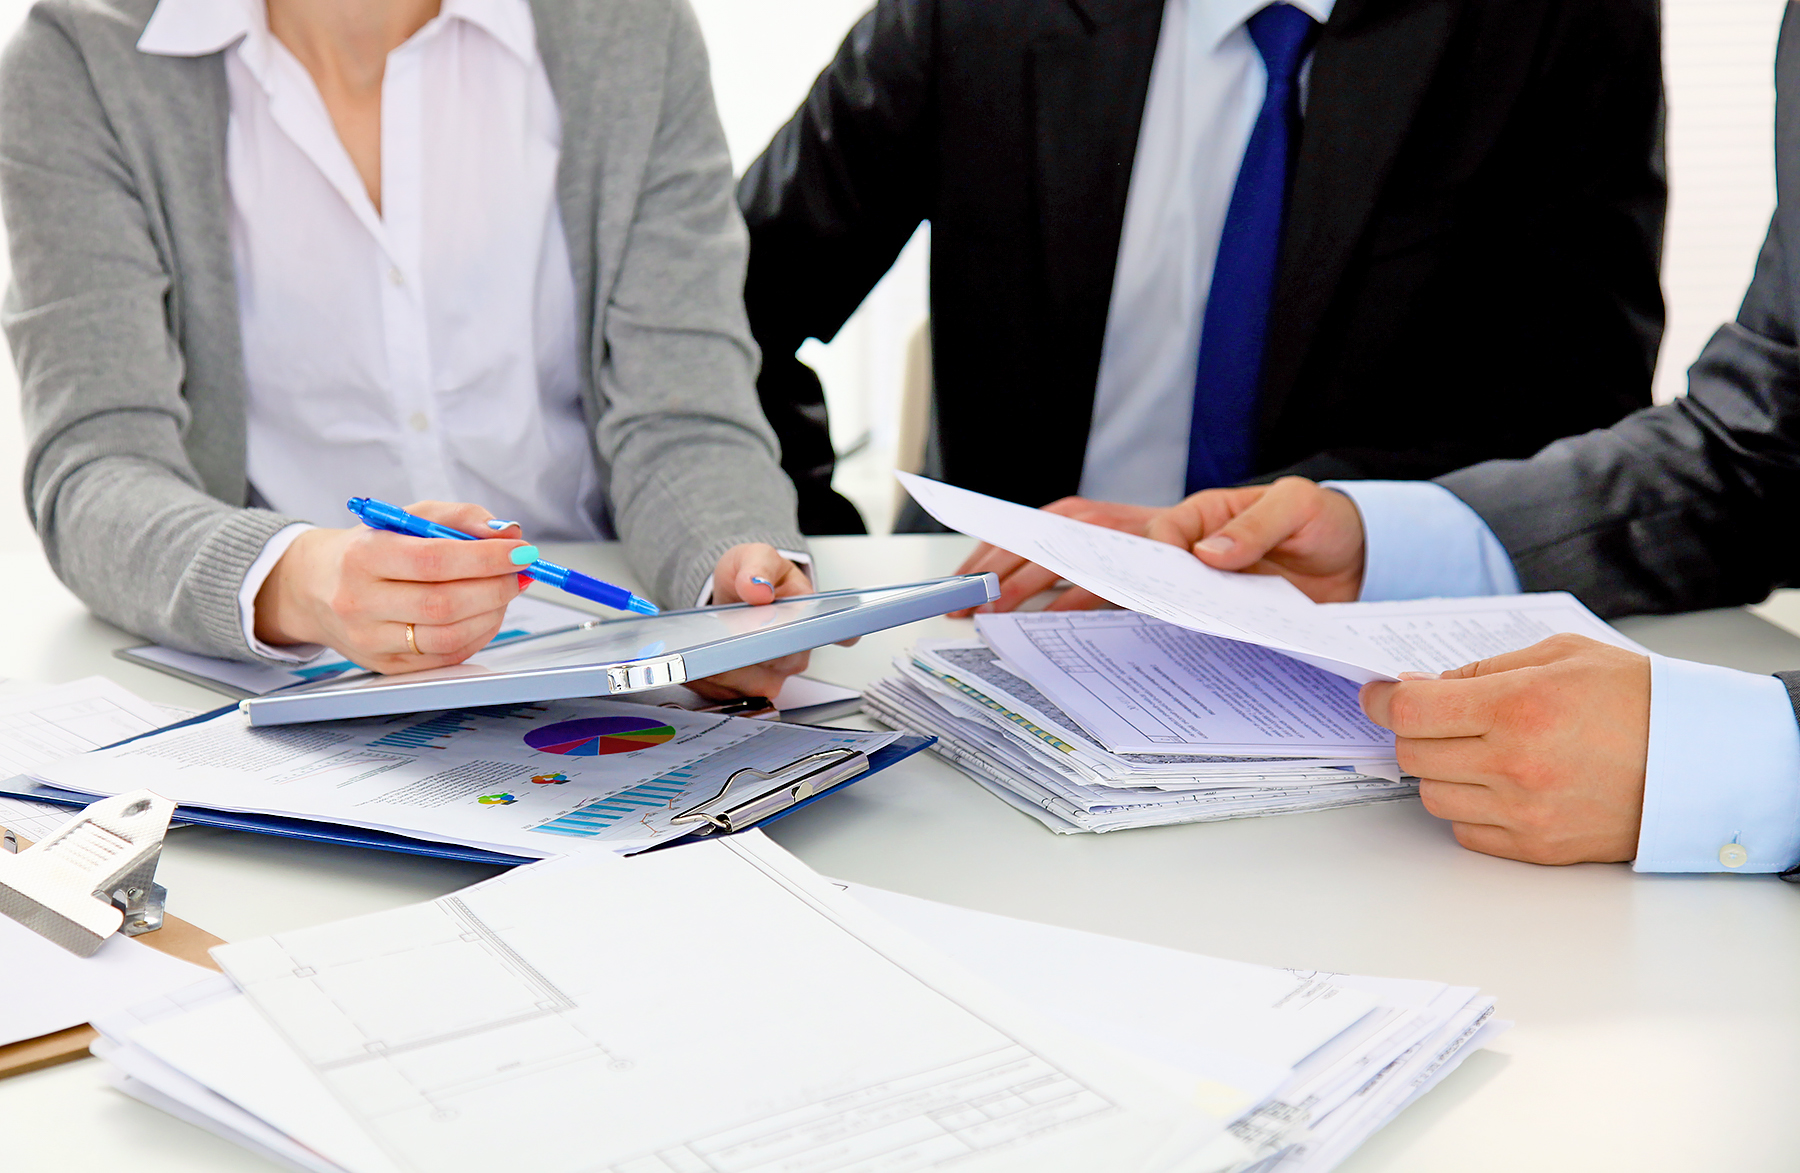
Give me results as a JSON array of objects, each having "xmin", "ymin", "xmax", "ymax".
[{"xmin": 405, "ymin": 623, "xmax": 421, "ymax": 656}]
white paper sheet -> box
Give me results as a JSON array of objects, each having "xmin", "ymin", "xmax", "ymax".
[
  {"xmin": 210, "ymin": 836, "xmax": 1226, "ymax": 1173},
  {"xmin": 843, "ymin": 884, "xmax": 1378, "ymax": 1115},
  {"xmin": 1317, "ymin": 592, "xmax": 1650, "ymax": 673},
  {"xmin": 0, "ymin": 796, "xmax": 74, "ymax": 843},
  {"xmin": 0, "ymin": 914, "xmax": 215, "ymax": 1047},
  {"xmin": 0, "ymin": 676, "xmax": 183, "ymax": 841},
  {"xmin": 0, "ymin": 676, "xmax": 174, "ymax": 774},
  {"xmin": 93, "ymin": 975, "xmax": 379, "ymax": 1173},
  {"xmin": 125, "ymin": 995, "xmax": 402, "ymax": 1173}
]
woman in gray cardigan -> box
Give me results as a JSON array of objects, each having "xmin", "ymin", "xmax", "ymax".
[{"xmin": 0, "ymin": 0, "xmax": 812, "ymax": 691}]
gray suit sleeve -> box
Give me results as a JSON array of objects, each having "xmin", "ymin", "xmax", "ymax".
[
  {"xmin": 0, "ymin": 9, "xmax": 296, "ymax": 660},
  {"xmin": 1437, "ymin": 207, "xmax": 1800, "ymax": 619},
  {"xmin": 597, "ymin": 0, "xmax": 808, "ymax": 606}
]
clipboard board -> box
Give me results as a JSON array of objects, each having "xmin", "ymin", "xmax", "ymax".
[
  {"xmin": 238, "ymin": 575, "xmax": 996, "ymax": 726},
  {"xmin": 0, "ymin": 825, "xmax": 224, "ymax": 1081}
]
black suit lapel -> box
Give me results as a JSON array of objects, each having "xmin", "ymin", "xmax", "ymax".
[
  {"xmin": 1027, "ymin": 0, "xmax": 1165, "ymax": 487},
  {"xmin": 1258, "ymin": 0, "xmax": 1457, "ymax": 434}
]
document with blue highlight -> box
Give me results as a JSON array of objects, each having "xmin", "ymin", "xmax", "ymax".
[{"xmin": 22, "ymin": 698, "xmax": 900, "ymax": 858}]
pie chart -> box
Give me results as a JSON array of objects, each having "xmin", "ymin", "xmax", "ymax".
[{"xmin": 525, "ymin": 716, "xmax": 679, "ymax": 757}]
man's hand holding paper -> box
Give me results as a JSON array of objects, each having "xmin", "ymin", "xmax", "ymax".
[{"xmin": 1147, "ymin": 476, "xmax": 1368, "ymax": 603}]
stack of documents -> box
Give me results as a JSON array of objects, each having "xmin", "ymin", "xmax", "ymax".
[
  {"xmin": 88, "ymin": 833, "xmax": 1502, "ymax": 1173},
  {"xmin": 848, "ymin": 885, "xmax": 1503, "ymax": 1173},
  {"xmin": 871, "ymin": 475, "xmax": 1652, "ymax": 833},
  {"xmin": 864, "ymin": 627, "xmax": 1415, "ymax": 834}
]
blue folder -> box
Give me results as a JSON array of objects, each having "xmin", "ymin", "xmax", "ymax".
[{"xmin": 0, "ymin": 702, "xmax": 931, "ymax": 867}]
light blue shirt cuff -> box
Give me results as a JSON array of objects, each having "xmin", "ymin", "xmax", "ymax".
[
  {"xmin": 1635, "ymin": 655, "xmax": 1800, "ymax": 873},
  {"xmin": 1324, "ymin": 480, "xmax": 1523, "ymax": 602}
]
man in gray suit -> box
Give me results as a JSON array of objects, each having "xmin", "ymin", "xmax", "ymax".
[{"xmin": 1138, "ymin": 5, "xmax": 1800, "ymax": 878}]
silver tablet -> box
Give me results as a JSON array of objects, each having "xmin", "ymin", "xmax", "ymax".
[{"xmin": 239, "ymin": 575, "xmax": 998, "ymax": 726}]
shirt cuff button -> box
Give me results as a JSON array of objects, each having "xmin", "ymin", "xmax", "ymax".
[{"xmin": 1719, "ymin": 843, "xmax": 1749, "ymax": 869}]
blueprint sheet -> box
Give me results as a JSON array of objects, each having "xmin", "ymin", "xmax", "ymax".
[{"xmin": 210, "ymin": 837, "xmax": 1229, "ymax": 1173}]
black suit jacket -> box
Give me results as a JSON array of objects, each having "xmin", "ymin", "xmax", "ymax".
[{"xmin": 740, "ymin": 0, "xmax": 1666, "ymax": 534}]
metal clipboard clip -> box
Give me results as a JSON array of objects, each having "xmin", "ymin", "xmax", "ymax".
[
  {"xmin": 668, "ymin": 748, "xmax": 870, "ymax": 837},
  {"xmin": 0, "ymin": 789, "xmax": 175, "ymax": 957}
]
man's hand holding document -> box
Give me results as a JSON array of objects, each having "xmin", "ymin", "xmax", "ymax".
[
  {"xmin": 900, "ymin": 474, "xmax": 1646, "ymax": 683},
  {"xmin": 882, "ymin": 475, "xmax": 1651, "ymax": 837}
]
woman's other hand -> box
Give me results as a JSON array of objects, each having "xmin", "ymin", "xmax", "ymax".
[
  {"xmin": 255, "ymin": 501, "xmax": 535, "ymax": 673},
  {"xmin": 690, "ymin": 543, "xmax": 815, "ymax": 699}
]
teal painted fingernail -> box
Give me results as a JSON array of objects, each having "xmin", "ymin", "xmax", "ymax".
[
  {"xmin": 510, "ymin": 545, "xmax": 540, "ymax": 566},
  {"xmin": 750, "ymin": 576, "xmax": 772, "ymax": 587},
  {"xmin": 486, "ymin": 518, "xmax": 521, "ymax": 531}
]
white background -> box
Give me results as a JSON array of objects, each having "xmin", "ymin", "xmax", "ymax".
[{"xmin": 0, "ymin": 0, "xmax": 1779, "ymax": 541}]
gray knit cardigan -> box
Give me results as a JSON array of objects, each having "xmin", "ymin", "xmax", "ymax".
[{"xmin": 0, "ymin": 0, "xmax": 804, "ymax": 661}]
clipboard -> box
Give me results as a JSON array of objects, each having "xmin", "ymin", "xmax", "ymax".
[
  {"xmin": 0, "ymin": 734, "xmax": 934, "ymax": 866},
  {"xmin": 0, "ymin": 824, "xmax": 224, "ymax": 1081},
  {"xmin": 238, "ymin": 575, "xmax": 996, "ymax": 726}
]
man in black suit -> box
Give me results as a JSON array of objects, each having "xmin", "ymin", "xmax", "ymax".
[{"xmin": 740, "ymin": 0, "xmax": 1665, "ymax": 540}]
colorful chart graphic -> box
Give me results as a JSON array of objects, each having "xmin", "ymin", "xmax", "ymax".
[
  {"xmin": 530, "ymin": 773, "xmax": 570, "ymax": 785},
  {"xmin": 524, "ymin": 716, "xmax": 677, "ymax": 757},
  {"xmin": 477, "ymin": 793, "xmax": 517, "ymax": 805}
]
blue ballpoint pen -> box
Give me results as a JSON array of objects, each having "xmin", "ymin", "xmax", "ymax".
[{"xmin": 346, "ymin": 497, "xmax": 660, "ymax": 616}]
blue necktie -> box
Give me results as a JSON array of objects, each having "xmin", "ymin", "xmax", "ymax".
[{"xmin": 1185, "ymin": 3, "xmax": 1319, "ymax": 494}]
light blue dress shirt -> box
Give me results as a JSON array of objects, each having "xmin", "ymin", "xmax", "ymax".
[
  {"xmin": 1326, "ymin": 480, "xmax": 1800, "ymax": 875},
  {"xmin": 1079, "ymin": 0, "xmax": 1335, "ymax": 506}
]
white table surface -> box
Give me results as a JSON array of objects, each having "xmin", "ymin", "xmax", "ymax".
[{"xmin": 3, "ymin": 534, "xmax": 1796, "ymax": 1172}]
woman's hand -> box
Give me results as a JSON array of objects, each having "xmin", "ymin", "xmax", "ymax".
[
  {"xmin": 689, "ymin": 543, "xmax": 815, "ymax": 700},
  {"xmin": 255, "ymin": 501, "xmax": 536, "ymax": 673}
]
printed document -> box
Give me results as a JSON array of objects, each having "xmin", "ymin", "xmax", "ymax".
[
  {"xmin": 974, "ymin": 611, "xmax": 1390, "ymax": 756},
  {"xmin": 0, "ymin": 676, "xmax": 180, "ymax": 842},
  {"xmin": 29, "ymin": 698, "xmax": 898, "ymax": 857},
  {"xmin": 1316, "ymin": 593, "xmax": 1649, "ymax": 673},
  {"xmin": 971, "ymin": 600, "xmax": 1643, "ymax": 756},
  {"xmin": 207, "ymin": 836, "xmax": 1230, "ymax": 1173}
]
